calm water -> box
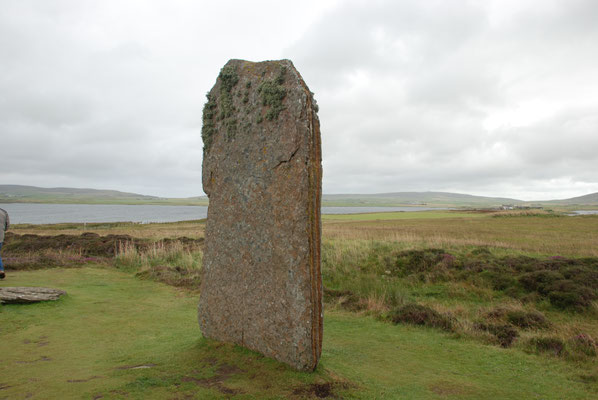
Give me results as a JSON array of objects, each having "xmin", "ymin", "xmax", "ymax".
[
  {"xmin": 568, "ymin": 210, "xmax": 598, "ymax": 216},
  {"xmin": 0, "ymin": 203, "xmax": 448, "ymax": 225}
]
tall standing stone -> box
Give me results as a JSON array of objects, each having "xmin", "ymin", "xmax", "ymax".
[{"xmin": 198, "ymin": 59, "xmax": 322, "ymax": 371}]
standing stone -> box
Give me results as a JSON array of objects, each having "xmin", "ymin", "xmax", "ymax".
[{"xmin": 198, "ymin": 59, "xmax": 322, "ymax": 371}]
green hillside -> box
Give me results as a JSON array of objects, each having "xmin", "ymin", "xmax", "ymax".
[
  {"xmin": 0, "ymin": 185, "xmax": 208, "ymax": 206},
  {"xmin": 322, "ymin": 191, "xmax": 522, "ymax": 207},
  {"xmin": 539, "ymin": 192, "xmax": 598, "ymax": 206}
]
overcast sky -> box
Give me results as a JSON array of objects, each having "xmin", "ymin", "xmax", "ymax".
[{"xmin": 1, "ymin": 0, "xmax": 597, "ymax": 200}]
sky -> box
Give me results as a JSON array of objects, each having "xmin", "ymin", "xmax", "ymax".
[{"xmin": 1, "ymin": 0, "xmax": 597, "ymax": 200}]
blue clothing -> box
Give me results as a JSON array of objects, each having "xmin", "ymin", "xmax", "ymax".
[{"xmin": 0, "ymin": 207, "xmax": 7, "ymax": 273}]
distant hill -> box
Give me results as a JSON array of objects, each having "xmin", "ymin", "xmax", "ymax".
[
  {"xmin": 1, "ymin": 185, "xmax": 596, "ymax": 208},
  {"xmin": 323, "ymin": 191, "xmax": 598, "ymax": 207},
  {"xmin": 322, "ymin": 192, "xmax": 522, "ymax": 207},
  {"xmin": 0, "ymin": 185, "xmax": 208, "ymax": 206},
  {"xmin": 538, "ymin": 192, "xmax": 598, "ymax": 206}
]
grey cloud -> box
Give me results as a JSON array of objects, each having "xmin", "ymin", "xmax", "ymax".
[
  {"xmin": 1, "ymin": 0, "xmax": 597, "ymax": 199},
  {"xmin": 286, "ymin": 0, "xmax": 598, "ymax": 197},
  {"xmin": 288, "ymin": 0, "xmax": 487, "ymax": 86},
  {"xmin": 501, "ymin": 111, "xmax": 598, "ymax": 165}
]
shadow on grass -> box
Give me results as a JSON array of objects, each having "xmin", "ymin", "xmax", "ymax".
[{"xmin": 100, "ymin": 337, "xmax": 354, "ymax": 400}]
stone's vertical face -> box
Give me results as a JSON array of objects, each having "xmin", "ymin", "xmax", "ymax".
[{"xmin": 198, "ymin": 59, "xmax": 322, "ymax": 371}]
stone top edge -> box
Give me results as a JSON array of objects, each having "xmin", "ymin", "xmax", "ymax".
[{"xmin": 224, "ymin": 59, "xmax": 295, "ymax": 67}]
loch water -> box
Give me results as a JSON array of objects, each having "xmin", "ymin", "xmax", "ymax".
[{"xmin": 0, "ymin": 203, "xmax": 451, "ymax": 225}]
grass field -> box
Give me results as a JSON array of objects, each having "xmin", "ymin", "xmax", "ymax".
[
  {"xmin": 322, "ymin": 210, "xmax": 486, "ymax": 221},
  {"xmin": 2, "ymin": 210, "xmax": 597, "ymax": 399},
  {"xmin": 2, "ymin": 268, "xmax": 596, "ymax": 399},
  {"xmin": 323, "ymin": 211, "xmax": 598, "ymax": 256}
]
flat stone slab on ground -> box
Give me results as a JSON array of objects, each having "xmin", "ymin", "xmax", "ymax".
[
  {"xmin": 198, "ymin": 59, "xmax": 322, "ymax": 371},
  {"xmin": 0, "ymin": 287, "xmax": 67, "ymax": 304}
]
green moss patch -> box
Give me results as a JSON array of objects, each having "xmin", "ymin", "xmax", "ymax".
[
  {"xmin": 258, "ymin": 66, "xmax": 287, "ymax": 121},
  {"xmin": 201, "ymin": 65, "xmax": 240, "ymax": 153}
]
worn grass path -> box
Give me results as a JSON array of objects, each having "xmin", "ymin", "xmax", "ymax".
[{"xmin": 1, "ymin": 268, "xmax": 595, "ymax": 399}]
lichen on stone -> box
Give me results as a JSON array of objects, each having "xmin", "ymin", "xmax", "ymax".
[
  {"xmin": 225, "ymin": 119, "xmax": 237, "ymax": 141},
  {"xmin": 258, "ymin": 65, "xmax": 287, "ymax": 121},
  {"xmin": 202, "ymin": 64, "xmax": 241, "ymax": 153},
  {"xmin": 201, "ymin": 92, "xmax": 217, "ymax": 153},
  {"xmin": 219, "ymin": 65, "xmax": 239, "ymax": 92},
  {"xmin": 218, "ymin": 65, "xmax": 239, "ymax": 120}
]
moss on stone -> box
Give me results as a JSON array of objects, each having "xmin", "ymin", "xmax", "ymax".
[
  {"xmin": 202, "ymin": 64, "xmax": 240, "ymax": 152},
  {"xmin": 201, "ymin": 92, "xmax": 217, "ymax": 152},
  {"xmin": 219, "ymin": 65, "xmax": 239, "ymax": 92},
  {"xmin": 219, "ymin": 93, "xmax": 234, "ymax": 120},
  {"xmin": 225, "ymin": 119, "xmax": 237, "ymax": 141},
  {"xmin": 218, "ymin": 65, "xmax": 239, "ymax": 120},
  {"xmin": 258, "ymin": 66, "xmax": 287, "ymax": 121}
]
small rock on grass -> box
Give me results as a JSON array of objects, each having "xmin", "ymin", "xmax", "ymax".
[{"xmin": 0, "ymin": 287, "xmax": 66, "ymax": 304}]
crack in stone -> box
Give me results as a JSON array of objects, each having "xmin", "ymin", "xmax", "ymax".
[{"xmin": 274, "ymin": 145, "xmax": 300, "ymax": 169}]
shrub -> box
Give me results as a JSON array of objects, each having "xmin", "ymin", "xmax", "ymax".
[
  {"xmin": 390, "ymin": 303, "xmax": 453, "ymax": 332},
  {"xmin": 470, "ymin": 247, "xmax": 492, "ymax": 256},
  {"xmin": 136, "ymin": 264, "xmax": 202, "ymax": 288},
  {"xmin": 393, "ymin": 249, "xmax": 446, "ymax": 276},
  {"xmin": 501, "ymin": 255, "xmax": 538, "ymax": 272},
  {"xmin": 518, "ymin": 270, "xmax": 564, "ymax": 294},
  {"xmin": 529, "ymin": 337, "xmax": 566, "ymax": 356},
  {"xmin": 476, "ymin": 323, "xmax": 519, "ymax": 347},
  {"xmin": 484, "ymin": 307, "xmax": 507, "ymax": 319},
  {"xmin": 546, "ymin": 280, "xmax": 596, "ymax": 311},
  {"xmin": 569, "ymin": 334, "xmax": 597, "ymax": 357},
  {"xmin": 540, "ymin": 256, "xmax": 578, "ymax": 270},
  {"xmin": 502, "ymin": 286, "xmax": 529, "ymax": 300},
  {"xmin": 506, "ymin": 310, "xmax": 549, "ymax": 329},
  {"xmin": 481, "ymin": 271, "xmax": 518, "ymax": 291},
  {"xmin": 323, "ymin": 287, "xmax": 352, "ymax": 302},
  {"xmin": 323, "ymin": 287, "xmax": 365, "ymax": 311},
  {"xmin": 562, "ymin": 266, "xmax": 598, "ymax": 288}
]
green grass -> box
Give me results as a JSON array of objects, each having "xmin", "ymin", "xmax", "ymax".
[
  {"xmin": 0, "ymin": 268, "xmax": 334, "ymax": 399},
  {"xmin": 1, "ymin": 267, "xmax": 597, "ymax": 399},
  {"xmin": 326, "ymin": 313, "xmax": 595, "ymax": 399}
]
